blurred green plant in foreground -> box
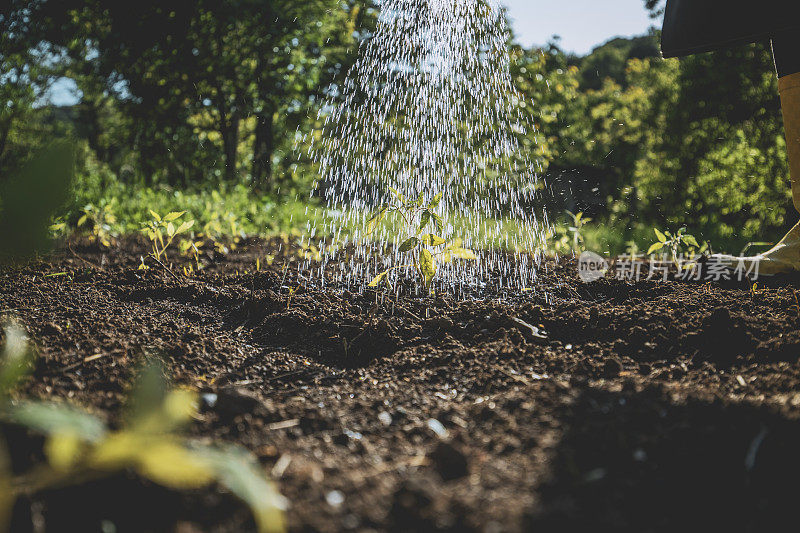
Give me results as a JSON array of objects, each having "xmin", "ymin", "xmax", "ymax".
[
  {"xmin": 0, "ymin": 323, "xmax": 286, "ymax": 533},
  {"xmin": 0, "ymin": 143, "xmax": 73, "ymax": 264}
]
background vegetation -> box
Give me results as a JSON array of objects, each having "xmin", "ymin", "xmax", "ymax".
[{"xmin": 0, "ymin": 0, "xmax": 793, "ymax": 255}]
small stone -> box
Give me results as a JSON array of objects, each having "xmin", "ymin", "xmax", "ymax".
[
  {"xmin": 326, "ymin": 490, "xmax": 345, "ymax": 507},
  {"xmin": 378, "ymin": 411, "xmax": 393, "ymax": 426},
  {"xmin": 426, "ymin": 418, "xmax": 448, "ymax": 439},
  {"xmin": 201, "ymin": 392, "xmax": 218, "ymax": 409}
]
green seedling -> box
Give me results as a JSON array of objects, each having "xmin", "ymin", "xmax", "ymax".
[
  {"xmin": 286, "ymin": 286, "xmax": 299, "ymax": 310},
  {"xmin": 77, "ymin": 202, "xmax": 118, "ymax": 248},
  {"xmin": 201, "ymin": 211, "xmax": 244, "ymax": 254},
  {"xmin": 140, "ymin": 210, "xmax": 195, "ymax": 270},
  {"xmin": 179, "ymin": 239, "xmax": 204, "ymax": 277},
  {"xmin": 647, "ymin": 227, "xmax": 707, "ymax": 267},
  {"xmin": 48, "ymin": 219, "xmax": 67, "ymax": 239},
  {"xmin": 552, "ymin": 211, "xmax": 591, "ymax": 254},
  {"xmin": 366, "ymin": 189, "xmax": 475, "ymax": 293},
  {"xmin": 0, "ymin": 324, "xmax": 285, "ymax": 533},
  {"xmin": 565, "ymin": 210, "xmax": 591, "ymax": 252}
]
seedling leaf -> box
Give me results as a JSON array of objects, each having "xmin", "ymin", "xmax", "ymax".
[
  {"xmin": 368, "ymin": 271, "xmax": 390, "ymax": 288},
  {"xmin": 449, "ymin": 247, "xmax": 476, "ymax": 260},
  {"xmin": 163, "ymin": 211, "xmax": 186, "ymax": 222},
  {"xmin": 420, "ymin": 234, "xmax": 446, "ymax": 246},
  {"xmin": 419, "ymin": 248, "xmax": 436, "ymax": 289},
  {"xmin": 398, "ymin": 237, "xmax": 419, "ymax": 253},
  {"xmin": 176, "ymin": 220, "xmax": 195, "ymax": 234},
  {"xmin": 654, "ymin": 228, "xmax": 667, "ymax": 243},
  {"xmin": 388, "ymin": 187, "xmax": 404, "ymax": 204},
  {"xmin": 418, "ymin": 211, "xmax": 431, "ymax": 234},
  {"xmin": 6, "ymin": 402, "xmax": 107, "ymax": 442},
  {"xmin": 196, "ymin": 445, "xmax": 287, "ymax": 533},
  {"xmin": 432, "ymin": 213, "xmax": 444, "ymax": 234}
]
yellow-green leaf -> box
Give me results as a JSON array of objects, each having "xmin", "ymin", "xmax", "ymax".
[
  {"xmin": 432, "ymin": 213, "xmax": 444, "ymax": 234},
  {"xmin": 137, "ymin": 441, "xmax": 214, "ymax": 489},
  {"xmin": 418, "ymin": 211, "xmax": 431, "ymax": 233},
  {"xmin": 420, "ymin": 234, "xmax": 446, "ymax": 246},
  {"xmin": 388, "ymin": 187, "xmax": 404, "ymax": 203},
  {"xmin": 6, "ymin": 401, "xmax": 106, "ymax": 442},
  {"xmin": 366, "ymin": 207, "xmax": 386, "ymax": 235},
  {"xmin": 654, "ymin": 228, "xmax": 667, "ymax": 243},
  {"xmin": 175, "ymin": 220, "xmax": 195, "ymax": 234},
  {"xmin": 162, "ymin": 389, "xmax": 198, "ymax": 428},
  {"xmin": 683, "ymin": 235, "xmax": 699, "ymax": 248},
  {"xmin": 419, "ymin": 248, "xmax": 436, "ymax": 289},
  {"xmin": 398, "ymin": 237, "xmax": 419, "ymax": 253},
  {"xmin": 45, "ymin": 432, "xmax": 85, "ymax": 471},
  {"xmin": 0, "ymin": 322, "xmax": 34, "ymax": 395},
  {"xmin": 163, "ymin": 211, "xmax": 185, "ymax": 222},
  {"xmin": 196, "ymin": 445, "xmax": 287, "ymax": 533},
  {"xmin": 647, "ymin": 242, "xmax": 664, "ymax": 255},
  {"xmin": 450, "ymin": 247, "xmax": 476, "ymax": 260},
  {"xmin": 149, "ymin": 210, "xmax": 161, "ymax": 222},
  {"xmin": 167, "ymin": 222, "xmax": 175, "ymax": 237},
  {"xmin": 368, "ymin": 271, "xmax": 390, "ymax": 288}
]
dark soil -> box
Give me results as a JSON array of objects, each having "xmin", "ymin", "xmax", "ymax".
[{"xmin": 3, "ymin": 236, "xmax": 800, "ymax": 532}]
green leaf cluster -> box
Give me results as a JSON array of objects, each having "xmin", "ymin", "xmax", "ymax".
[
  {"xmin": 140, "ymin": 210, "xmax": 196, "ymax": 266},
  {"xmin": 647, "ymin": 226, "xmax": 706, "ymax": 267}
]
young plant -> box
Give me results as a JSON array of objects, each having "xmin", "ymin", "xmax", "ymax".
[
  {"xmin": 0, "ymin": 324, "xmax": 286, "ymax": 533},
  {"xmin": 77, "ymin": 202, "xmax": 118, "ymax": 248},
  {"xmin": 552, "ymin": 211, "xmax": 591, "ymax": 254},
  {"xmin": 201, "ymin": 211, "xmax": 244, "ymax": 254},
  {"xmin": 565, "ymin": 210, "xmax": 591, "ymax": 252},
  {"xmin": 647, "ymin": 227, "xmax": 705, "ymax": 266},
  {"xmin": 179, "ymin": 238, "xmax": 204, "ymax": 277},
  {"xmin": 140, "ymin": 210, "xmax": 195, "ymax": 269},
  {"xmin": 366, "ymin": 189, "xmax": 475, "ymax": 292}
]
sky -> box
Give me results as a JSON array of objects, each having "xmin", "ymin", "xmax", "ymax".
[{"xmin": 502, "ymin": 0, "xmax": 657, "ymax": 55}]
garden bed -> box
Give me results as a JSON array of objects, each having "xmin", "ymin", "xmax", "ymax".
[{"xmin": 3, "ymin": 237, "xmax": 800, "ymax": 531}]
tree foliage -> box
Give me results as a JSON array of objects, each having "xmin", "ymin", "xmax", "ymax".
[{"xmin": 0, "ymin": 1, "xmax": 793, "ymax": 252}]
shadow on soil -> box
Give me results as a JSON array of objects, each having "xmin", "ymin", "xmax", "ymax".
[{"xmin": 526, "ymin": 382, "xmax": 800, "ymax": 532}]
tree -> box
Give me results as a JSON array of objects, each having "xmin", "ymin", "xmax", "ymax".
[
  {"xmin": 0, "ymin": 2, "xmax": 60, "ymax": 172},
  {"xmin": 643, "ymin": 0, "xmax": 665, "ymax": 18},
  {"xmin": 20, "ymin": 0, "xmax": 373, "ymax": 187}
]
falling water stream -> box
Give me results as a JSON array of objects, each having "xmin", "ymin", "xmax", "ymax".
[{"xmin": 306, "ymin": 0, "xmax": 550, "ymax": 295}]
